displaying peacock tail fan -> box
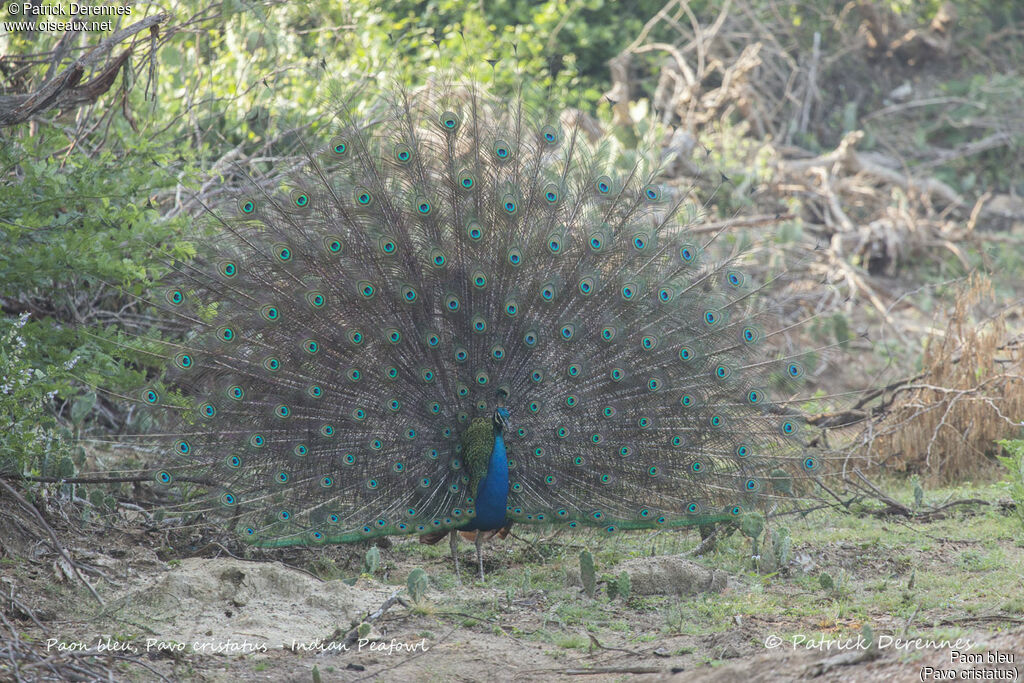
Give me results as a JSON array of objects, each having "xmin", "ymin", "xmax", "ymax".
[{"xmin": 119, "ymin": 74, "xmax": 859, "ymax": 550}]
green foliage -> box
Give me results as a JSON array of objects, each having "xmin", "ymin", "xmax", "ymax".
[
  {"xmin": 382, "ymin": 0, "xmax": 677, "ymax": 105},
  {"xmin": 818, "ymin": 568, "xmax": 851, "ymax": 597},
  {"xmin": 924, "ymin": 74, "xmax": 1024, "ymax": 195},
  {"xmin": 912, "ymin": 475, "xmax": 925, "ymax": 510},
  {"xmin": 831, "ymin": 313, "xmax": 852, "ymax": 347},
  {"xmin": 618, "ymin": 570, "xmax": 631, "ymax": 600},
  {"xmin": 773, "ymin": 527, "xmax": 792, "ymax": 567},
  {"xmin": 363, "ymin": 546, "xmax": 381, "ymax": 575},
  {"xmin": 861, "ymin": 622, "xmax": 876, "ymax": 651},
  {"xmin": 579, "ymin": 549, "xmax": 595, "ymax": 598},
  {"xmin": 757, "ymin": 526, "xmax": 792, "ymax": 574},
  {"xmin": 3, "ymin": 0, "xmax": 691, "ymax": 458},
  {"xmin": 407, "ymin": 568, "xmax": 429, "ymax": 603},
  {"xmin": 739, "ymin": 512, "xmax": 766, "ymax": 567},
  {"xmin": 739, "ymin": 512, "xmax": 765, "ymax": 541},
  {"xmin": 604, "ymin": 570, "xmax": 631, "ymax": 601},
  {"xmin": 997, "ymin": 440, "xmax": 1024, "ymax": 529},
  {"xmin": 0, "ymin": 116, "xmax": 200, "ymax": 440},
  {"xmin": 601, "ymin": 572, "xmax": 615, "ymax": 598},
  {"xmin": 0, "ymin": 314, "xmax": 72, "ymax": 476}
]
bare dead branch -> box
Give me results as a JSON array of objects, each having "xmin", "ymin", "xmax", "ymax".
[{"xmin": 0, "ymin": 12, "xmax": 168, "ymax": 127}]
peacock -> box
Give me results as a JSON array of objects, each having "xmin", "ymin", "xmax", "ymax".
[{"xmin": 126, "ymin": 74, "xmax": 851, "ymax": 581}]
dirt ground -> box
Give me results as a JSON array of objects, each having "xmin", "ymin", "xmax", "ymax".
[{"xmin": 3, "ymin": 494, "xmax": 1022, "ymax": 682}]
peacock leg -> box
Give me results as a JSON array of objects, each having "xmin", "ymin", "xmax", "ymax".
[
  {"xmin": 449, "ymin": 530, "xmax": 461, "ymax": 584},
  {"xmin": 475, "ymin": 532, "xmax": 485, "ymax": 580}
]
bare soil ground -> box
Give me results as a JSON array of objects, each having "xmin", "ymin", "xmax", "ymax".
[{"xmin": 2, "ymin": 483, "xmax": 1022, "ymax": 682}]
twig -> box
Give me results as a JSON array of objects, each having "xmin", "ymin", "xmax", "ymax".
[
  {"xmin": 587, "ymin": 633, "xmax": 642, "ymax": 656},
  {"xmin": 564, "ymin": 666, "xmax": 663, "ymax": 675},
  {"xmin": 686, "ymin": 526, "xmax": 722, "ymax": 556},
  {"xmin": 798, "ymin": 31, "xmax": 821, "ymax": 135},
  {"xmin": 0, "ymin": 13, "xmax": 168, "ymax": 126},
  {"xmin": 690, "ymin": 212, "xmax": 796, "ymax": 233},
  {"xmin": 0, "ymin": 477, "xmax": 104, "ymax": 606},
  {"xmin": 939, "ymin": 615, "xmax": 1024, "ymax": 626},
  {"xmin": 341, "ymin": 590, "xmax": 410, "ymax": 649}
]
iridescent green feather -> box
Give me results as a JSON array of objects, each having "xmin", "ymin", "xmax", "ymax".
[
  {"xmin": 127, "ymin": 74, "xmax": 854, "ymax": 548},
  {"xmin": 461, "ymin": 417, "xmax": 495, "ymax": 504}
]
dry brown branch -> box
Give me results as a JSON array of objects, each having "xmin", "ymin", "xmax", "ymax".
[
  {"xmin": 613, "ymin": 1, "xmax": 1020, "ymax": 314},
  {"xmin": 689, "ymin": 212, "xmax": 796, "ymax": 234},
  {"xmin": 0, "ymin": 478, "xmax": 104, "ymax": 606},
  {"xmin": 858, "ymin": 275, "xmax": 1023, "ymax": 483},
  {"xmin": 857, "ymin": 0, "xmax": 956, "ymax": 63},
  {"xmin": 0, "ymin": 13, "xmax": 168, "ymax": 127},
  {"xmin": 337, "ymin": 590, "xmax": 411, "ymax": 649},
  {"xmin": 780, "ymin": 130, "xmax": 963, "ymax": 208},
  {"xmin": 0, "ymin": 595, "xmax": 164, "ymax": 681}
]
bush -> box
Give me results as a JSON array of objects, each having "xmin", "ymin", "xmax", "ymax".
[
  {"xmin": 997, "ymin": 439, "xmax": 1024, "ymax": 529},
  {"xmin": 0, "ymin": 313, "xmax": 73, "ymax": 476}
]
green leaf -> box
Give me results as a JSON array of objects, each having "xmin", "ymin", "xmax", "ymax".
[{"xmin": 71, "ymin": 392, "xmax": 97, "ymax": 424}]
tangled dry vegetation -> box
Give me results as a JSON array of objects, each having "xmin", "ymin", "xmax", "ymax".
[
  {"xmin": 605, "ymin": 0, "xmax": 1024, "ymax": 482},
  {"xmin": 1, "ymin": 4, "xmax": 1023, "ymax": 680},
  {"xmin": 859, "ymin": 275, "xmax": 1023, "ymax": 484}
]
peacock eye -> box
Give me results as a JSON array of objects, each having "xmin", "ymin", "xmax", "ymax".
[{"xmin": 125, "ymin": 81, "xmax": 847, "ymax": 560}]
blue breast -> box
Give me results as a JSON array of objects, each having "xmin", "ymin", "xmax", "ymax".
[{"xmin": 462, "ymin": 434, "xmax": 509, "ymax": 531}]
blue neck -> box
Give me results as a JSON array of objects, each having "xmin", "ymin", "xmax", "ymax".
[{"xmin": 464, "ymin": 433, "xmax": 509, "ymax": 531}]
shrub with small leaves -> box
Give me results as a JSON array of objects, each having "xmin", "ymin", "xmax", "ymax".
[
  {"xmin": 997, "ymin": 440, "xmax": 1024, "ymax": 529},
  {"xmin": 603, "ymin": 573, "xmax": 617, "ymax": 599},
  {"xmin": 0, "ymin": 313, "xmax": 72, "ymax": 477},
  {"xmin": 740, "ymin": 512, "xmax": 765, "ymax": 541},
  {"xmin": 773, "ymin": 527, "xmax": 792, "ymax": 567},
  {"xmin": 604, "ymin": 571, "xmax": 632, "ymax": 600},
  {"xmin": 363, "ymin": 546, "xmax": 380, "ymax": 575},
  {"xmin": 757, "ymin": 526, "xmax": 793, "ymax": 574},
  {"xmin": 580, "ymin": 550, "xmax": 596, "ymax": 598},
  {"xmin": 616, "ymin": 571, "xmax": 631, "ymax": 600},
  {"xmin": 407, "ymin": 568, "xmax": 428, "ymax": 603}
]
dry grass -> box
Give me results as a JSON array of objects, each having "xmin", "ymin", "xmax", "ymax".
[{"xmin": 860, "ymin": 274, "xmax": 1023, "ymax": 483}]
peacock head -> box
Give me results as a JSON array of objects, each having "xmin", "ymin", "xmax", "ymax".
[
  {"xmin": 493, "ymin": 406, "xmax": 511, "ymax": 433},
  {"xmin": 493, "ymin": 386, "xmax": 511, "ymax": 433}
]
